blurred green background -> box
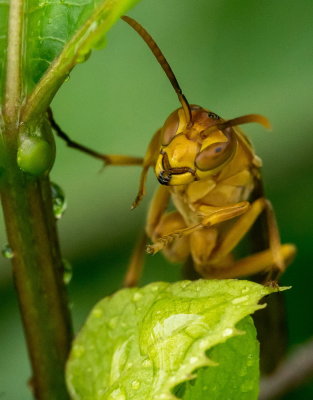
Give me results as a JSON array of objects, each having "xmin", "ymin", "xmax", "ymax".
[{"xmin": 1, "ymin": 0, "xmax": 313, "ymax": 398}]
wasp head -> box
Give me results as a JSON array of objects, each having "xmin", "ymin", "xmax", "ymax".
[{"xmin": 155, "ymin": 105, "xmax": 238, "ymax": 186}]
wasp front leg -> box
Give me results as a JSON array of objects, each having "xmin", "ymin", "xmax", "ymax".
[
  {"xmin": 122, "ymin": 185, "xmax": 171, "ymax": 287},
  {"xmin": 147, "ymin": 201, "xmax": 250, "ymax": 255},
  {"xmin": 145, "ymin": 185, "xmax": 191, "ymax": 262},
  {"xmin": 131, "ymin": 129, "xmax": 162, "ymax": 209},
  {"xmin": 48, "ymin": 108, "xmax": 144, "ymax": 167}
]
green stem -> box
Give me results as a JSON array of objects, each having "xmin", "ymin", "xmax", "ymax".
[
  {"xmin": 0, "ymin": 139, "xmax": 72, "ymax": 399},
  {"xmin": 2, "ymin": 0, "xmax": 73, "ymax": 398},
  {"xmin": 3, "ymin": 0, "xmax": 23, "ymax": 123}
]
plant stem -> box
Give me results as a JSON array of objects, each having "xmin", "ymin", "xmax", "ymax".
[
  {"xmin": 0, "ymin": 138, "xmax": 72, "ymax": 399},
  {"xmin": 3, "ymin": 0, "xmax": 23, "ymax": 123},
  {"xmin": 2, "ymin": 0, "xmax": 73, "ymax": 398}
]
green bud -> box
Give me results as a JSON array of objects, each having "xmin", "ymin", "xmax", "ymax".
[{"xmin": 17, "ymin": 136, "xmax": 54, "ymax": 176}]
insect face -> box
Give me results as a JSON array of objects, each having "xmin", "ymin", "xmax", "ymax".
[{"xmin": 155, "ymin": 106, "xmax": 238, "ymax": 185}]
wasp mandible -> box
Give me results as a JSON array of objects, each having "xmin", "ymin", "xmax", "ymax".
[{"xmin": 48, "ymin": 16, "xmax": 296, "ymax": 287}]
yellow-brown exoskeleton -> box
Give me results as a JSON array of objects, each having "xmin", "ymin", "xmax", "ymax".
[
  {"xmin": 48, "ymin": 16, "xmax": 296, "ymax": 288},
  {"xmin": 120, "ymin": 16, "xmax": 296, "ymax": 287}
]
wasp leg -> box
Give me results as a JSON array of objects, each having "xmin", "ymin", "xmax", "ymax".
[
  {"xmin": 123, "ymin": 231, "xmax": 147, "ymax": 288},
  {"xmin": 132, "ymin": 129, "xmax": 162, "ymax": 209},
  {"xmin": 202, "ymin": 244, "xmax": 296, "ymax": 279},
  {"xmin": 263, "ymin": 199, "xmax": 288, "ymax": 282},
  {"xmin": 145, "ymin": 186, "xmax": 190, "ymax": 261},
  {"xmin": 211, "ymin": 197, "xmax": 268, "ymax": 261},
  {"xmin": 190, "ymin": 228, "xmax": 219, "ymax": 276},
  {"xmin": 147, "ymin": 201, "xmax": 250, "ymax": 255},
  {"xmin": 48, "ymin": 108, "xmax": 144, "ymax": 166},
  {"xmin": 209, "ymin": 197, "xmax": 295, "ymax": 282},
  {"xmin": 146, "ymin": 185, "xmax": 171, "ymax": 236},
  {"xmin": 123, "ymin": 185, "xmax": 170, "ymax": 286},
  {"xmin": 150, "ymin": 211, "xmax": 190, "ymax": 262}
]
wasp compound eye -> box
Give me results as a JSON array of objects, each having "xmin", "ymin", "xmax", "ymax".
[
  {"xmin": 161, "ymin": 110, "xmax": 180, "ymax": 145},
  {"xmin": 195, "ymin": 132, "xmax": 237, "ymax": 171}
]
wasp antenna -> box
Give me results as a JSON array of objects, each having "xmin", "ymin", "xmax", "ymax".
[
  {"xmin": 210, "ymin": 114, "xmax": 272, "ymax": 132},
  {"xmin": 122, "ymin": 15, "xmax": 192, "ymax": 124}
]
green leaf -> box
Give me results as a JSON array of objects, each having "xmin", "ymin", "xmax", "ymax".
[
  {"xmin": 66, "ymin": 279, "xmax": 282, "ymax": 400},
  {"xmin": 0, "ymin": 0, "xmax": 9, "ymax": 100},
  {"xmin": 0, "ymin": 0, "xmax": 141, "ymax": 113},
  {"xmin": 21, "ymin": 0, "xmax": 141, "ymax": 121},
  {"xmin": 174, "ymin": 317, "xmax": 259, "ymax": 400}
]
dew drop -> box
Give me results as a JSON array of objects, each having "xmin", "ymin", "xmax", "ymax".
[
  {"xmin": 232, "ymin": 295, "xmax": 249, "ymax": 305},
  {"xmin": 246, "ymin": 353, "xmax": 254, "ymax": 366},
  {"xmin": 108, "ymin": 388, "xmax": 126, "ymax": 400},
  {"xmin": 91, "ymin": 308, "xmax": 103, "ymax": 318},
  {"xmin": 131, "ymin": 380, "xmax": 140, "ymax": 390},
  {"xmin": 189, "ymin": 356, "xmax": 199, "ymax": 364},
  {"xmin": 133, "ymin": 292, "xmax": 143, "ymax": 302},
  {"xmin": 73, "ymin": 344, "xmax": 85, "ymax": 358},
  {"xmin": 51, "ymin": 182, "xmax": 67, "ymax": 219},
  {"xmin": 142, "ymin": 358, "xmax": 152, "ymax": 368},
  {"xmin": 240, "ymin": 380, "xmax": 253, "ymax": 393},
  {"xmin": 76, "ymin": 50, "xmax": 91, "ymax": 64},
  {"xmin": 109, "ymin": 317, "xmax": 118, "ymax": 329},
  {"xmin": 93, "ymin": 34, "xmax": 107, "ymax": 50},
  {"xmin": 2, "ymin": 244, "xmax": 13, "ymax": 259},
  {"xmin": 62, "ymin": 259, "xmax": 72, "ymax": 284},
  {"xmin": 222, "ymin": 328, "xmax": 234, "ymax": 337}
]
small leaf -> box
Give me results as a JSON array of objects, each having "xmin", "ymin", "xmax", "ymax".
[{"xmin": 66, "ymin": 279, "xmax": 283, "ymax": 400}]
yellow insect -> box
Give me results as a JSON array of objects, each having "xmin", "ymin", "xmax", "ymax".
[{"xmin": 49, "ymin": 16, "xmax": 296, "ymax": 287}]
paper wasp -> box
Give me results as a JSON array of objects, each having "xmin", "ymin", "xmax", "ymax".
[{"xmin": 48, "ymin": 16, "xmax": 296, "ymax": 287}]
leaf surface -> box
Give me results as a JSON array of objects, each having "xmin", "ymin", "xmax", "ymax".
[
  {"xmin": 66, "ymin": 279, "xmax": 281, "ymax": 400},
  {"xmin": 175, "ymin": 317, "xmax": 259, "ymax": 400},
  {"xmin": 1, "ymin": 0, "xmax": 140, "ymax": 111}
]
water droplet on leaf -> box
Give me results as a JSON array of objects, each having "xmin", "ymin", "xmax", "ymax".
[
  {"xmin": 131, "ymin": 380, "xmax": 140, "ymax": 390},
  {"xmin": 62, "ymin": 259, "xmax": 72, "ymax": 284},
  {"xmin": 73, "ymin": 344, "xmax": 85, "ymax": 358},
  {"xmin": 232, "ymin": 295, "xmax": 249, "ymax": 304},
  {"xmin": 142, "ymin": 358, "xmax": 152, "ymax": 368},
  {"xmin": 108, "ymin": 388, "xmax": 126, "ymax": 400},
  {"xmin": 132, "ymin": 292, "xmax": 143, "ymax": 302},
  {"xmin": 91, "ymin": 308, "xmax": 103, "ymax": 318},
  {"xmin": 222, "ymin": 328, "xmax": 233, "ymax": 337},
  {"xmin": 2, "ymin": 244, "xmax": 13, "ymax": 259},
  {"xmin": 51, "ymin": 182, "xmax": 67, "ymax": 219},
  {"xmin": 76, "ymin": 50, "xmax": 91, "ymax": 64}
]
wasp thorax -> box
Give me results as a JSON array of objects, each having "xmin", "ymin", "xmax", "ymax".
[{"xmin": 155, "ymin": 106, "xmax": 237, "ymax": 186}]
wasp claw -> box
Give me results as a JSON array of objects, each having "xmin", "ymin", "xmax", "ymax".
[
  {"xmin": 131, "ymin": 193, "xmax": 144, "ymax": 210},
  {"xmin": 264, "ymin": 280, "xmax": 280, "ymax": 289},
  {"xmin": 146, "ymin": 244, "xmax": 155, "ymax": 255},
  {"xmin": 146, "ymin": 241, "xmax": 164, "ymax": 255}
]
